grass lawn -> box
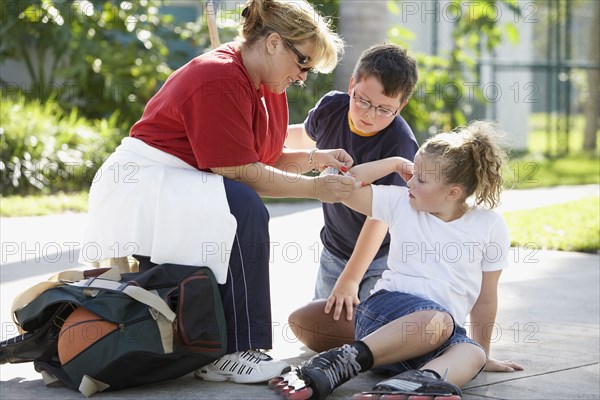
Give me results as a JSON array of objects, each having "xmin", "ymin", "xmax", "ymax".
[
  {"xmin": 504, "ymin": 153, "xmax": 600, "ymax": 189},
  {"xmin": 528, "ymin": 113, "xmax": 600, "ymax": 155},
  {"xmin": 504, "ymin": 197, "xmax": 599, "ymax": 253},
  {"xmin": 0, "ymin": 192, "xmax": 89, "ymax": 217},
  {"xmin": 505, "ymin": 113, "xmax": 600, "ymax": 189}
]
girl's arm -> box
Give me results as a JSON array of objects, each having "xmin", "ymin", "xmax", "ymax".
[
  {"xmin": 470, "ymin": 270, "xmax": 524, "ymax": 372},
  {"xmin": 349, "ymin": 156, "xmax": 414, "ymax": 186},
  {"xmin": 327, "ymin": 155, "xmax": 414, "ymax": 314},
  {"xmin": 342, "ymin": 156, "xmax": 413, "ymax": 216},
  {"xmin": 324, "ymin": 157, "xmax": 412, "ymax": 319},
  {"xmin": 325, "ymin": 218, "xmax": 388, "ymax": 321}
]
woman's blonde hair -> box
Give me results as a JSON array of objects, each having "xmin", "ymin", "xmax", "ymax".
[
  {"xmin": 238, "ymin": 0, "xmax": 344, "ymax": 73},
  {"xmin": 421, "ymin": 120, "xmax": 508, "ymax": 209}
]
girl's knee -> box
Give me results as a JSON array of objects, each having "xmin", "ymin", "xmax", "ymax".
[
  {"xmin": 426, "ymin": 311, "xmax": 454, "ymax": 345},
  {"xmin": 472, "ymin": 345, "xmax": 488, "ymax": 370},
  {"xmin": 407, "ymin": 310, "xmax": 454, "ymax": 346},
  {"xmin": 456, "ymin": 342, "xmax": 488, "ymax": 373}
]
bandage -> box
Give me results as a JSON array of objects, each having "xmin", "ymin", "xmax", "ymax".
[
  {"xmin": 426, "ymin": 312, "xmax": 448, "ymax": 345},
  {"xmin": 320, "ymin": 166, "xmax": 351, "ymax": 177}
]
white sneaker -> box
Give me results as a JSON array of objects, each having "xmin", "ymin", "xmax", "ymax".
[{"xmin": 194, "ymin": 350, "xmax": 290, "ymax": 384}]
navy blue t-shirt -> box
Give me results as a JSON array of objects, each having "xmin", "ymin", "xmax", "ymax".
[{"xmin": 305, "ymin": 91, "xmax": 419, "ymax": 260}]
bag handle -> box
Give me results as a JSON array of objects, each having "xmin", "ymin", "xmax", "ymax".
[
  {"xmin": 70, "ymin": 278, "xmax": 176, "ymax": 322},
  {"xmin": 10, "ymin": 269, "xmax": 122, "ymax": 330}
]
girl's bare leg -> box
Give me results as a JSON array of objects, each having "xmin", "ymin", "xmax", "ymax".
[
  {"xmin": 420, "ymin": 342, "xmax": 487, "ymax": 387},
  {"xmin": 361, "ymin": 310, "xmax": 454, "ymax": 367}
]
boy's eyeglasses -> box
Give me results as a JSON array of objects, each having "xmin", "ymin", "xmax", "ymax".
[
  {"xmin": 283, "ymin": 38, "xmax": 313, "ymax": 73},
  {"xmin": 352, "ymin": 92, "xmax": 400, "ymax": 118}
]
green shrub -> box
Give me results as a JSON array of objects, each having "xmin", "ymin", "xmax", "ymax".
[{"xmin": 0, "ymin": 98, "xmax": 125, "ymax": 195}]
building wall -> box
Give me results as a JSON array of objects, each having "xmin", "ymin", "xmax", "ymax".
[
  {"xmin": 384, "ymin": 0, "xmax": 534, "ymax": 149},
  {"xmin": 334, "ymin": 1, "xmax": 391, "ymax": 91}
]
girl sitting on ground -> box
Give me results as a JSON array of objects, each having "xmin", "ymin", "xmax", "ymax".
[{"xmin": 272, "ymin": 120, "xmax": 524, "ymax": 400}]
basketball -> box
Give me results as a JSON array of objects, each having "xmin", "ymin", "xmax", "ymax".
[
  {"xmin": 58, "ymin": 307, "xmax": 118, "ymax": 365},
  {"xmin": 288, "ymin": 299, "xmax": 355, "ymax": 353}
]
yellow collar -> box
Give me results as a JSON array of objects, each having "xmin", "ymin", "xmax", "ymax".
[{"xmin": 348, "ymin": 113, "xmax": 380, "ymax": 137}]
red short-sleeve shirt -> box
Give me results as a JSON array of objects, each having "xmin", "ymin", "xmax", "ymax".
[{"xmin": 130, "ymin": 43, "xmax": 289, "ymax": 169}]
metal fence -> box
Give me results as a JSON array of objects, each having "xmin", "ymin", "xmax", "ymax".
[{"xmin": 481, "ymin": 0, "xmax": 599, "ymax": 155}]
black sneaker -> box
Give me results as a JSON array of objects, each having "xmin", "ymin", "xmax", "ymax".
[
  {"xmin": 369, "ymin": 369, "xmax": 462, "ymax": 397},
  {"xmin": 273, "ymin": 344, "xmax": 365, "ymax": 400}
]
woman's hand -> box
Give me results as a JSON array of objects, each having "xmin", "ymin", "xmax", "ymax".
[
  {"xmin": 324, "ymin": 277, "xmax": 360, "ymax": 321},
  {"xmin": 314, "ymin": 174, "xmax": 355, "ymax": 203},
  {"xmin": 311, "ymin": 149, "xmax": 353, "ymax": 172},
  {"xmin": 484, "ymin": 357, "xmax": 524, "ymax": 372}
]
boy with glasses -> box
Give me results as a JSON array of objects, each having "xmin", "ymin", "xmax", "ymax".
[{"xmin": 286, "ymin": 44, "xmax": 419, "ymax": 323}]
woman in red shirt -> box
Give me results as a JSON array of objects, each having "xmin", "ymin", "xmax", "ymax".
[{"xmin": 84, "ymin": 0, "xmax": 352, "ymax": 385}]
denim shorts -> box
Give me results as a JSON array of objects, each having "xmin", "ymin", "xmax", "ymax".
[
  {"xmin": 314, "ymin": 247, "xmax": 388, "ymax": 301},
  {"xmin": 355, "ymin": 290, "xmax": 485, "ymax": 374}
]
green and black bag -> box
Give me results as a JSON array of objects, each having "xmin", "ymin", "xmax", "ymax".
[{"xmin": 0, "ymin": 264, "xmax": 227, "ymax": 396}]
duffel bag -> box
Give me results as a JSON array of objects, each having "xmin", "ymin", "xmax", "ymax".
[{"xmin": 0, "ymin": 263, "xmax": 227, "ymax": 397}]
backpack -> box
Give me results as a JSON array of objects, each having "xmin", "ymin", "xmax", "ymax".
[{"xmin": 0, "ymin": 263, "xmax": 227, "ymax": 397}]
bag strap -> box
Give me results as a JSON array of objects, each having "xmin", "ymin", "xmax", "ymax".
[
  {"xmin": 11, "ymin": 269, "xmax": 122, "ymax": 329},
  {"xmin": 70, "ymin": 278, "xmax": 176, "ymax": 322},
  {"xmin": 149, "ymin": 290, "xmax": 174, "ymax": 354},
  {"xmin": 79, "ymin": 375, "xmax": 110, "ymax": 397}
]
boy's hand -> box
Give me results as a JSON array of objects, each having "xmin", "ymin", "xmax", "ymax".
[
  {"xmin": 324, "ymin": 278, "xmax": 359, "ymax": 321},
  {"xmin": 312, "ymin": 149, "xmax": 353, "ymax": 172},
  {"xmin": 395, "ymin": 158, "xmax": 414, "ymax": 183},
  {"xmin": 484, "ymin": 357, "xmax": 524, "ymax": 372}
]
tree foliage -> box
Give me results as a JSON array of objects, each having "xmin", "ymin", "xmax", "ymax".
[
  {"xmin": 288, "ymin": 0, "xmax": 340, "ymax": 124},
  {"xmin": 387, "ymin": 0, "xmax": 521, "ymax": 141},
  {"xmin": 1, "ymin": 0, "xmax": 205, "ymax": 125}
]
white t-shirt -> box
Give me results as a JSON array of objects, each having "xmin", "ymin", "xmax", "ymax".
[{"xmin": 371, "ymin": 185, "xmax": 510, "ymax": 326}]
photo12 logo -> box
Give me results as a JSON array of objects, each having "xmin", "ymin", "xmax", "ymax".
[
  {"xmin": 415, "ymin": 81, "xmax": 540, "ymax": 105},
  {"xmin": 1, "ymin": 241, "xmax": 140, "ymax": 264},
  {"xmin": 397, "ymin": 1, "xmax": 539, "ymax": 24}
]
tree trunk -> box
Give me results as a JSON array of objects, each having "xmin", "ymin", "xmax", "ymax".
[
  {"xmin": 334, "ymin": 1, "xmax": 390, "ymax": 91},
  {"xmin": 583, "ymin": 1, "xmax": 599, "ymax": 151}
]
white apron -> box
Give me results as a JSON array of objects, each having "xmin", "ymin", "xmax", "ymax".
[{"xmin": 80, "ymin": 137, "xmax": 237, "ymax": 284}]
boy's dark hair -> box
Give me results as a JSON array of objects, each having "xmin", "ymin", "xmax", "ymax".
[{"xmin": 352, "ymin": 44, "xmax": 418, "ymax": 102}]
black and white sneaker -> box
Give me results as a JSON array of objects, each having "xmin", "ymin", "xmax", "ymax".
[
  {"xmin": 195, "ymin": 350, "xmax": 290, "ymax": 384},
  {"xmin": 367, "ymin": 369, "xmax": 462, "ymax": 398},
  {"xmin": 272, "ymin": 344, "xmax": 365, "ymax": 400}
]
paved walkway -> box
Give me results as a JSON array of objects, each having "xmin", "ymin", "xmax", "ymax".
[{"xmin": 1, "ymin": 184, "xmax": 598, "ymax": 399}]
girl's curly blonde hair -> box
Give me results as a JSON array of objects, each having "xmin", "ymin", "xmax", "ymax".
[{"xmin": 421, "ymin": 120, "xmax": 508, "ymax": 209}]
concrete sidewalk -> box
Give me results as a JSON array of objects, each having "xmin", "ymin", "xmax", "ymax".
[{"xmin": 1, "ymin": 185, "xmax": 599, "ymax": 399}]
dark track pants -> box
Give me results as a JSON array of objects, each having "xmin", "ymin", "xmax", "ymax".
[
  {"xmin": 135, "ymin": 179, "xmax": 272, "ymax": 354},
  {"xmin": 220, "ymin": 179, "xmax": 272, "ymax": 353}
]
